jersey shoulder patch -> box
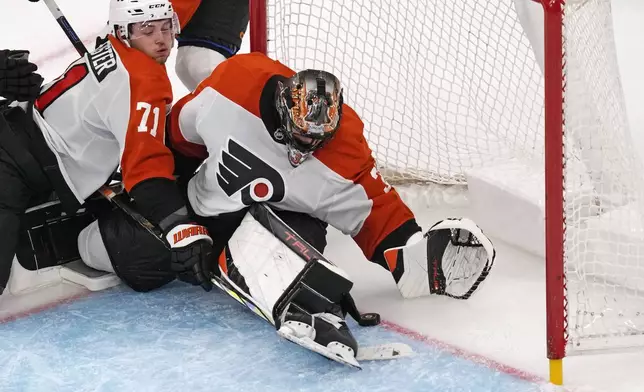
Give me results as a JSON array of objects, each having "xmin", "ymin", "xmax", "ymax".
[{"xmin": 87, "ymin": 41, "xmax": 118, "ymax": 83}]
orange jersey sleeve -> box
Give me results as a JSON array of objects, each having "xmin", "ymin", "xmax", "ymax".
[
  {"xmin": 171, "ymin": 0, "xmax": 202, "ymax": 29},
  {"xmin": 314, "ymin": 105, "xmax": 416, "ymax": 261},
  {"xmin": 109, "ymin": 36, "xmax": 175, "ymax": 192}
]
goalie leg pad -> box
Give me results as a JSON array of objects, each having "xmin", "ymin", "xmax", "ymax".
[
  {"xmin": 217, "ymin": 205, "xmax": 359, "ymax": 361},
  {"xmin": 385, "ymin": 217, "xmax": 495, "ymax": 299},
  {"xmin": 219, "ymin": 207, "xmax": 349, "ymax": 322}
]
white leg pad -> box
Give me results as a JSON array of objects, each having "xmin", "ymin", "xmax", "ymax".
[{"xmin": 224, "ymin": 211, "xmax": 352, "ymax": 317}]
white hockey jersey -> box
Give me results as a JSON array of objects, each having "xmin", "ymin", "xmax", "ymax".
[
  {"xmin": 168, "ymin": 53, "xmax": 416, "ymax": 260},
  {"xmin": 33, "ymin": 36, "xmax": 176, "ymax": 202}
]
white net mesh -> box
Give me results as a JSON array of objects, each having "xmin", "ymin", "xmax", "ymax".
[
  {"xmin": 563, "ymin": 0, "xmax": 644, "ymax": 353},
  {"xmin": 265, "ymin": 0, "xmax": 545, "ymax": 184},
  {"xmin": 263, "ymin": 0, "xmax": 644, "ymax": 354}
]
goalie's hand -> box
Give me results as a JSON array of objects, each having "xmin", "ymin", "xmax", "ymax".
[
  {"xmin": 165, "ymin": 223, "xmax": 215, "ymax": 292},
  {"xmin": 385, "ymin": 218, "xmax": 495, "ymax": 300},
  {"xmin": 0, "ymin": 50, "xmax": 43, "ymax": 102}
]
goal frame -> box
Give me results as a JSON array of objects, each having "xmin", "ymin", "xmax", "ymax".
[
  {"xmin": 248, "ymin": 0, "xmax": 568, "ymax": 385},
  {"xmin": 542, "ymin": 0, "xmax": 565, "ymax": 386}
]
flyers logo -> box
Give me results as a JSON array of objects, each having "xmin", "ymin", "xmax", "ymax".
[{"xmin": 217, "ymin": 138, "xmax": 285, "ymax": 205}]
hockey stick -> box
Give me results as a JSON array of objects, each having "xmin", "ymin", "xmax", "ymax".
[
  {"xmin": 38, "ymin": 0, "xmax": 168, "ymax": 246},
  {"xmin": 42, "ymin": 0, "xmax": 88, "ymax": 56}
]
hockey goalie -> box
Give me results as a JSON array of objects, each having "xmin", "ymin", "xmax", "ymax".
[{"xmin": 73, "ymin": 54, "xmax": 496, "ymax": 367}]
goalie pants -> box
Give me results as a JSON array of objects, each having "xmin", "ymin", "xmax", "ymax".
[
  {"xmin": 94, "ymin": 206, "xmax": 328, "ymax": 292},
  {"xmin": 0, "ymin": 102, "xmax": 79, "ymax": 294}
]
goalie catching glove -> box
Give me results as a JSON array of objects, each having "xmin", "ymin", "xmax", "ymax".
[
  {"xmin": 160, "ymin": 208, "xmax": 215, "ymax": 292},
  {"xmin": 385, "ymin": 217, "xmax": 495, "ymax": 299}
]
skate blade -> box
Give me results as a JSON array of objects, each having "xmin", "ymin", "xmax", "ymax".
[
  {"xmin": 277, "ymin": 326, "xmax": 361, "ymax": 368},
  {"xmin": 356, "ymin": 342, "xmax": 414, "ymax": 361}
]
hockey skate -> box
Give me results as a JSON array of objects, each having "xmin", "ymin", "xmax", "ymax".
[{"xmin": 277, "ymin": 305, "xmax": 361, "ymax": 368}]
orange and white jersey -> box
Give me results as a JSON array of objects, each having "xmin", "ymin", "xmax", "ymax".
[
  {"xmin": 169, "ymin": 53, "xmax": 416, "ymax": 261},
  {"xmin": 33, "ymin": 36, "xmax": 175, "ymax": 202}
]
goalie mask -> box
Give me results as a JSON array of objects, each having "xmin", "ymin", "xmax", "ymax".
[
  {"xmin": 108, "ymin": 0, "xmax": 180, "ymax": 42},
  {"xmin": 275, "ymin": 70, "xmax": 343, "ymax": 167}
]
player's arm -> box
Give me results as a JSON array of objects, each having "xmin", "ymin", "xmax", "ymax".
[
  {"xmin": 357, "ymin": 157, "xmax": 495, "ymax": 301},
  {"xmin": 319, "ymin": 105, "xmax": 495, "ymax": 300},
  {"xmin": 165, "ymin": 91, "xmax": 209, "ymax": 196},
  {"xmin": 350, "ymin": 139, "xmax": 495, "ymax": 300},
  {"xmin": 166, "ymin": 91, "xmax": 208, "ymax": 160},
  {"xmin": 105, "ymin": 61, "xmax": 213, "ymax": 291},
  {"xmin": 314, "ymin": 105, "xmax": 421, "ymax": 263},
  {"xmin": 349, "ymin": 152, "xmax": 422, "ymax": 266},
  {"xmin": 108, "ymin": 71, "xmax": 179, "ymax": 222}
]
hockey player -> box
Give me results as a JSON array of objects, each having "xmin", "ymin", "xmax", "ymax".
[
  {"xmin": 0, "ymin": 0, "xmax": 213, "ymax": 295},
  {"xmin": 170, "ymin": 54, "xmax": 496, "ymax": 364},
  {"xmin": 79, "ymin": 53, "xmax": 496, "ymax": 365},
  {"xmin": 173, "ymin": 0, "xmax": 249, "ymax": 91},
  {"xmin": 76, "ymin": 0, "xmax": 252, "ymax": 293}
]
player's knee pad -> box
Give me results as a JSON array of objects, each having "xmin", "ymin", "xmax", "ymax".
[
  {"xmin": 175, "ymin": 46, "xmax": 227, "ymax": 91},
  {"xmin": 98, "ymin": 208, "xmax": 175, "ymax": 292},
  {"xmin": 217, "ymin": 204, "xmax": 350, "ymax": 326}
]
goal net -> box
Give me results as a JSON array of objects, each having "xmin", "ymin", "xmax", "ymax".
[
  {"xmin": 251, "ymin": 0, "xmax": 644, "ymax": 357},
  {"xmin": 559, "ymin": 0, "xmax": 644, "ymax": 354}
]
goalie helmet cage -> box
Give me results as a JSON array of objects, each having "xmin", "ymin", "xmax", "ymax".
[{"xmin": 249, "ymin": 0, "xmax": 644, "ymax": 386}]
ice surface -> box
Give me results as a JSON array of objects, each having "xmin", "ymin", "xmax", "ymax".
[{"xmin": 0, "ymin": 282, "xmax": 550, "ymax": 392}]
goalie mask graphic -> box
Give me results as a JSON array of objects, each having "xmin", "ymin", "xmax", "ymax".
[{"xmin": 276, "ymin": 69, "xmax": 343, "ymax": 166}]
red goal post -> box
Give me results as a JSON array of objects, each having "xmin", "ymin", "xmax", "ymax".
[{"xmin": 542, "ymin": 1, "xmax": 565, "ymax": 385}]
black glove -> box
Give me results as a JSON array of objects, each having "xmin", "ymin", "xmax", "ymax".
[
  {"xmin": 164, "ymin": 221, "xmax": 215, "ymax": 292},
  {"xmin": 0, "ymin": 49, "xmax": 43, "ymax": 102}
]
